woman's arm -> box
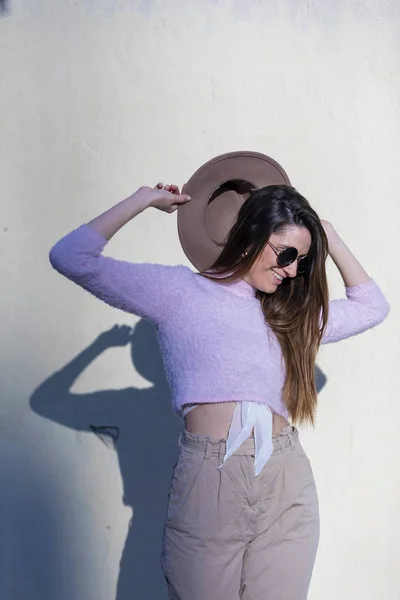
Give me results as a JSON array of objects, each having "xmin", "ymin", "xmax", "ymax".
[
  {"xmin": 321, "ymin": 221, "xmax": 389, "ymax": 344},
  {"xmin": 87, "ymin": 183, "xmax": 191, "ymax": 240},
  {"xmin": 49, "ymin": 184, "xmax": 193, "ymax": 323},
  {"xmin": 322, "ymin": 220, "xmax": 370, "ymax": 287}
]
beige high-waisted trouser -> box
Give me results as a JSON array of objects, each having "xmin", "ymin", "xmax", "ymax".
[{"xmin": 161, "ymin": 425, "xmax": 319, "ymax": 600}]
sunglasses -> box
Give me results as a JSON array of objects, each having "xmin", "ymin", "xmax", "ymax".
[{"xmin": 267, "ymin": 241, "xmax": 309, "ymax": 274}]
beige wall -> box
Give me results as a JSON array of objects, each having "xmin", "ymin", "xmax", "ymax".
[{"xmin": 1, "ymin": 1, "xmax": 399, "ymax": 598}]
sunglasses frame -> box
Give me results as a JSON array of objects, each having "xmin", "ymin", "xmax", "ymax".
[{"xmin": 267, "ymin": 241, "xmax": 308, "ymax": 273}]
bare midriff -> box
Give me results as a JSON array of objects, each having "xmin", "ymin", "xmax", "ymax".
[{"xmin": 184, "ymin": 401, "xmax": 290, "ymax": 439}]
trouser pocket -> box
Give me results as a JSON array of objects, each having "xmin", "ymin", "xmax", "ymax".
[{"xmin": 165, "ymin": 443, "xmax": 206, "ymax": 526}]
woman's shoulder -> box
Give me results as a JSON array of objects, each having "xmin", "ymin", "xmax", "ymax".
[
  {"xmin": 148, "ymin": 263, "xmax": 199, "ymax": 288},
  {"xmin": 148, "ymin": 264, "xmax": 237, "ymax": 299},
  {"xmin": 156, "ymin": 265, "xmax": 219, "ymax": 294},
  {"xmin": 156, "ymin": 263, "xmax": 196, "ymax": 278}
]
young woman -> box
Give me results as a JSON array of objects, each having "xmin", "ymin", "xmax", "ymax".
[{"xmin": 49, "ymin": 182, "xmax": 389, "ymax": 600}]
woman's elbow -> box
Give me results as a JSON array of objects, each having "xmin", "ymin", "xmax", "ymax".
[
  {"xmin": 372, "ymin": 299, "xmax": 390, "ymax": 327},
  {"xmin": 49, "ymin": 243, "xmax": 88, "ymax": 280},
  {"xmin": 380, "ymin": 299, "xmax": 390, "ymax": 323},
  {"xmin": 49, "ymin": 244, "xmax": 66, "ymax": 274}
]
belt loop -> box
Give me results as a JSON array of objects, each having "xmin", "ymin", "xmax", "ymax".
[{"xmin": 204, "ymin": 441, "xmax": 213, "ymax": 459}]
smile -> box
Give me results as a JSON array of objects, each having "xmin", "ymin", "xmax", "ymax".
[{"xmin": 272, "ymin": 270, "xmax": 284, "ymax": 281}]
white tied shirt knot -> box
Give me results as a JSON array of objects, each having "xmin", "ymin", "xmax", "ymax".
[
  {"xmin": 182, "ymin": 401, "xmax": 275, "ymax": 476},
  {"xmin": 218, "ymin": 402, "xmax": 273, "ymax": 476}
]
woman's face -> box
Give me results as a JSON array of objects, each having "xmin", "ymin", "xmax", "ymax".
[{"xmin": 243, "ymin": 226, "xmax": 312, "ymax": 294}]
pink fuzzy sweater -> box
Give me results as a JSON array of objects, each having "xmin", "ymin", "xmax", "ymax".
[{"xmin": 49, "ymin": 224, "xmax": 390, "ymax": 419}]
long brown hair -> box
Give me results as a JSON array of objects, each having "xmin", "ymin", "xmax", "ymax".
[{"xmin": 202, "ymin": 185, "xmax": 329, "ymax": 426}]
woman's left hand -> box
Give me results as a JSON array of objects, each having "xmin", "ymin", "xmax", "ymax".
[
  {"xmin": 320, "ymin": 220, "xmax": 370, "ymax": 286},
  {"xmin": 321, "ymin": 220, "xmax": 335, "ymax": 239},
  {"xmin": 321, "ymin": 220, "xmax": 342, "ymax": 250}
]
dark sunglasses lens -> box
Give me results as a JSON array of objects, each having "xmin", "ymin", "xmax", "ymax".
[
  {"xmin": 297, "ymin": 257, "xmax": 310, "ymax": 274},
  {"xmin": 277, "ymin": 247, "xmax": 298, "ymax": 267}
]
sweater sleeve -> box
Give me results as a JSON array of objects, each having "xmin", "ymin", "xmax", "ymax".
[
  {"xmin": 49, "ymin": 224, "xmax": 192, "ymax": 324},
  {"xmin": 321, "ymin": 279, "xmax": 390, "ymax": 344}
]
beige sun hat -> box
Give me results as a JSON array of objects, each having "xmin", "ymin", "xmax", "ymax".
[{"xmin": 178, "ymin": 151, "xmax": 291, "ymax": 271}]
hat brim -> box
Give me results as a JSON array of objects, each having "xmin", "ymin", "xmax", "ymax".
[{"xmin": 178, "ymin": 151, "xmax": 291, "ymax": 271}]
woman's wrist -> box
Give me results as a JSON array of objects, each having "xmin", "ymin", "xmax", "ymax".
[
  {"xmin": 321, "ymin": 221, "xmax": 370, "ymax": 287},
  {"xmin": 127, "ymin": 186, "xmax": 158, "ymax": 212},
  {"xmin": 87, "ymin": 189, "xmax": 151, "ymax": 240},
  {"xmin": 123, "ymin": 191, "xmax": 152, "ymax": 218},
  {"xmin": 321, "ymin": 220, "xmax": 341, "ymax": 253}
]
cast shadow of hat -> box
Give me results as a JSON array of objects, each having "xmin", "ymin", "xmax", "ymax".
[{"xmin": 30, "ymin": 319, "xmax": 327, "ymax": 600}]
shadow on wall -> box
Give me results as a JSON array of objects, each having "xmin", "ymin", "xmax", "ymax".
[
  {"xmin": 30, "ymin": 319, "xmax": 327, "ymax": 600},
  {"xmin": 30, "ymin": 320, "xmax": 182, "ymax": 600},
  {"xmin": 0, "ymin": 443, "xmax": 66, "ymax": 600}
]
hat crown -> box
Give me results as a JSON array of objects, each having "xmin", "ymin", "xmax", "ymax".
[{"xmin": 206, "ymin": 179, "xmax": 255, "ymax": 246}]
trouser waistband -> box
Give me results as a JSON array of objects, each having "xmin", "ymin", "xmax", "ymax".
[{"xmin": 179, "ymin": 424, "xmax": 298, "ymax": 459}]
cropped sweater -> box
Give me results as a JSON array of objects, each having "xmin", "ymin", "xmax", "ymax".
[{"xmin": 49, "ymin": 224, "xmax": 390, "ymax": 420}]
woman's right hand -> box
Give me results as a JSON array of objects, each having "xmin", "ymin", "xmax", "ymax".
[{"xmin": 135, "ymin": 183, "xmax": 191, "ymax": 214}]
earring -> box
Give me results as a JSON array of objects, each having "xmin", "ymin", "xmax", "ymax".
[{"xmin": 242, "ymin": 250, "xmax": 249, "ymax": 259}]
